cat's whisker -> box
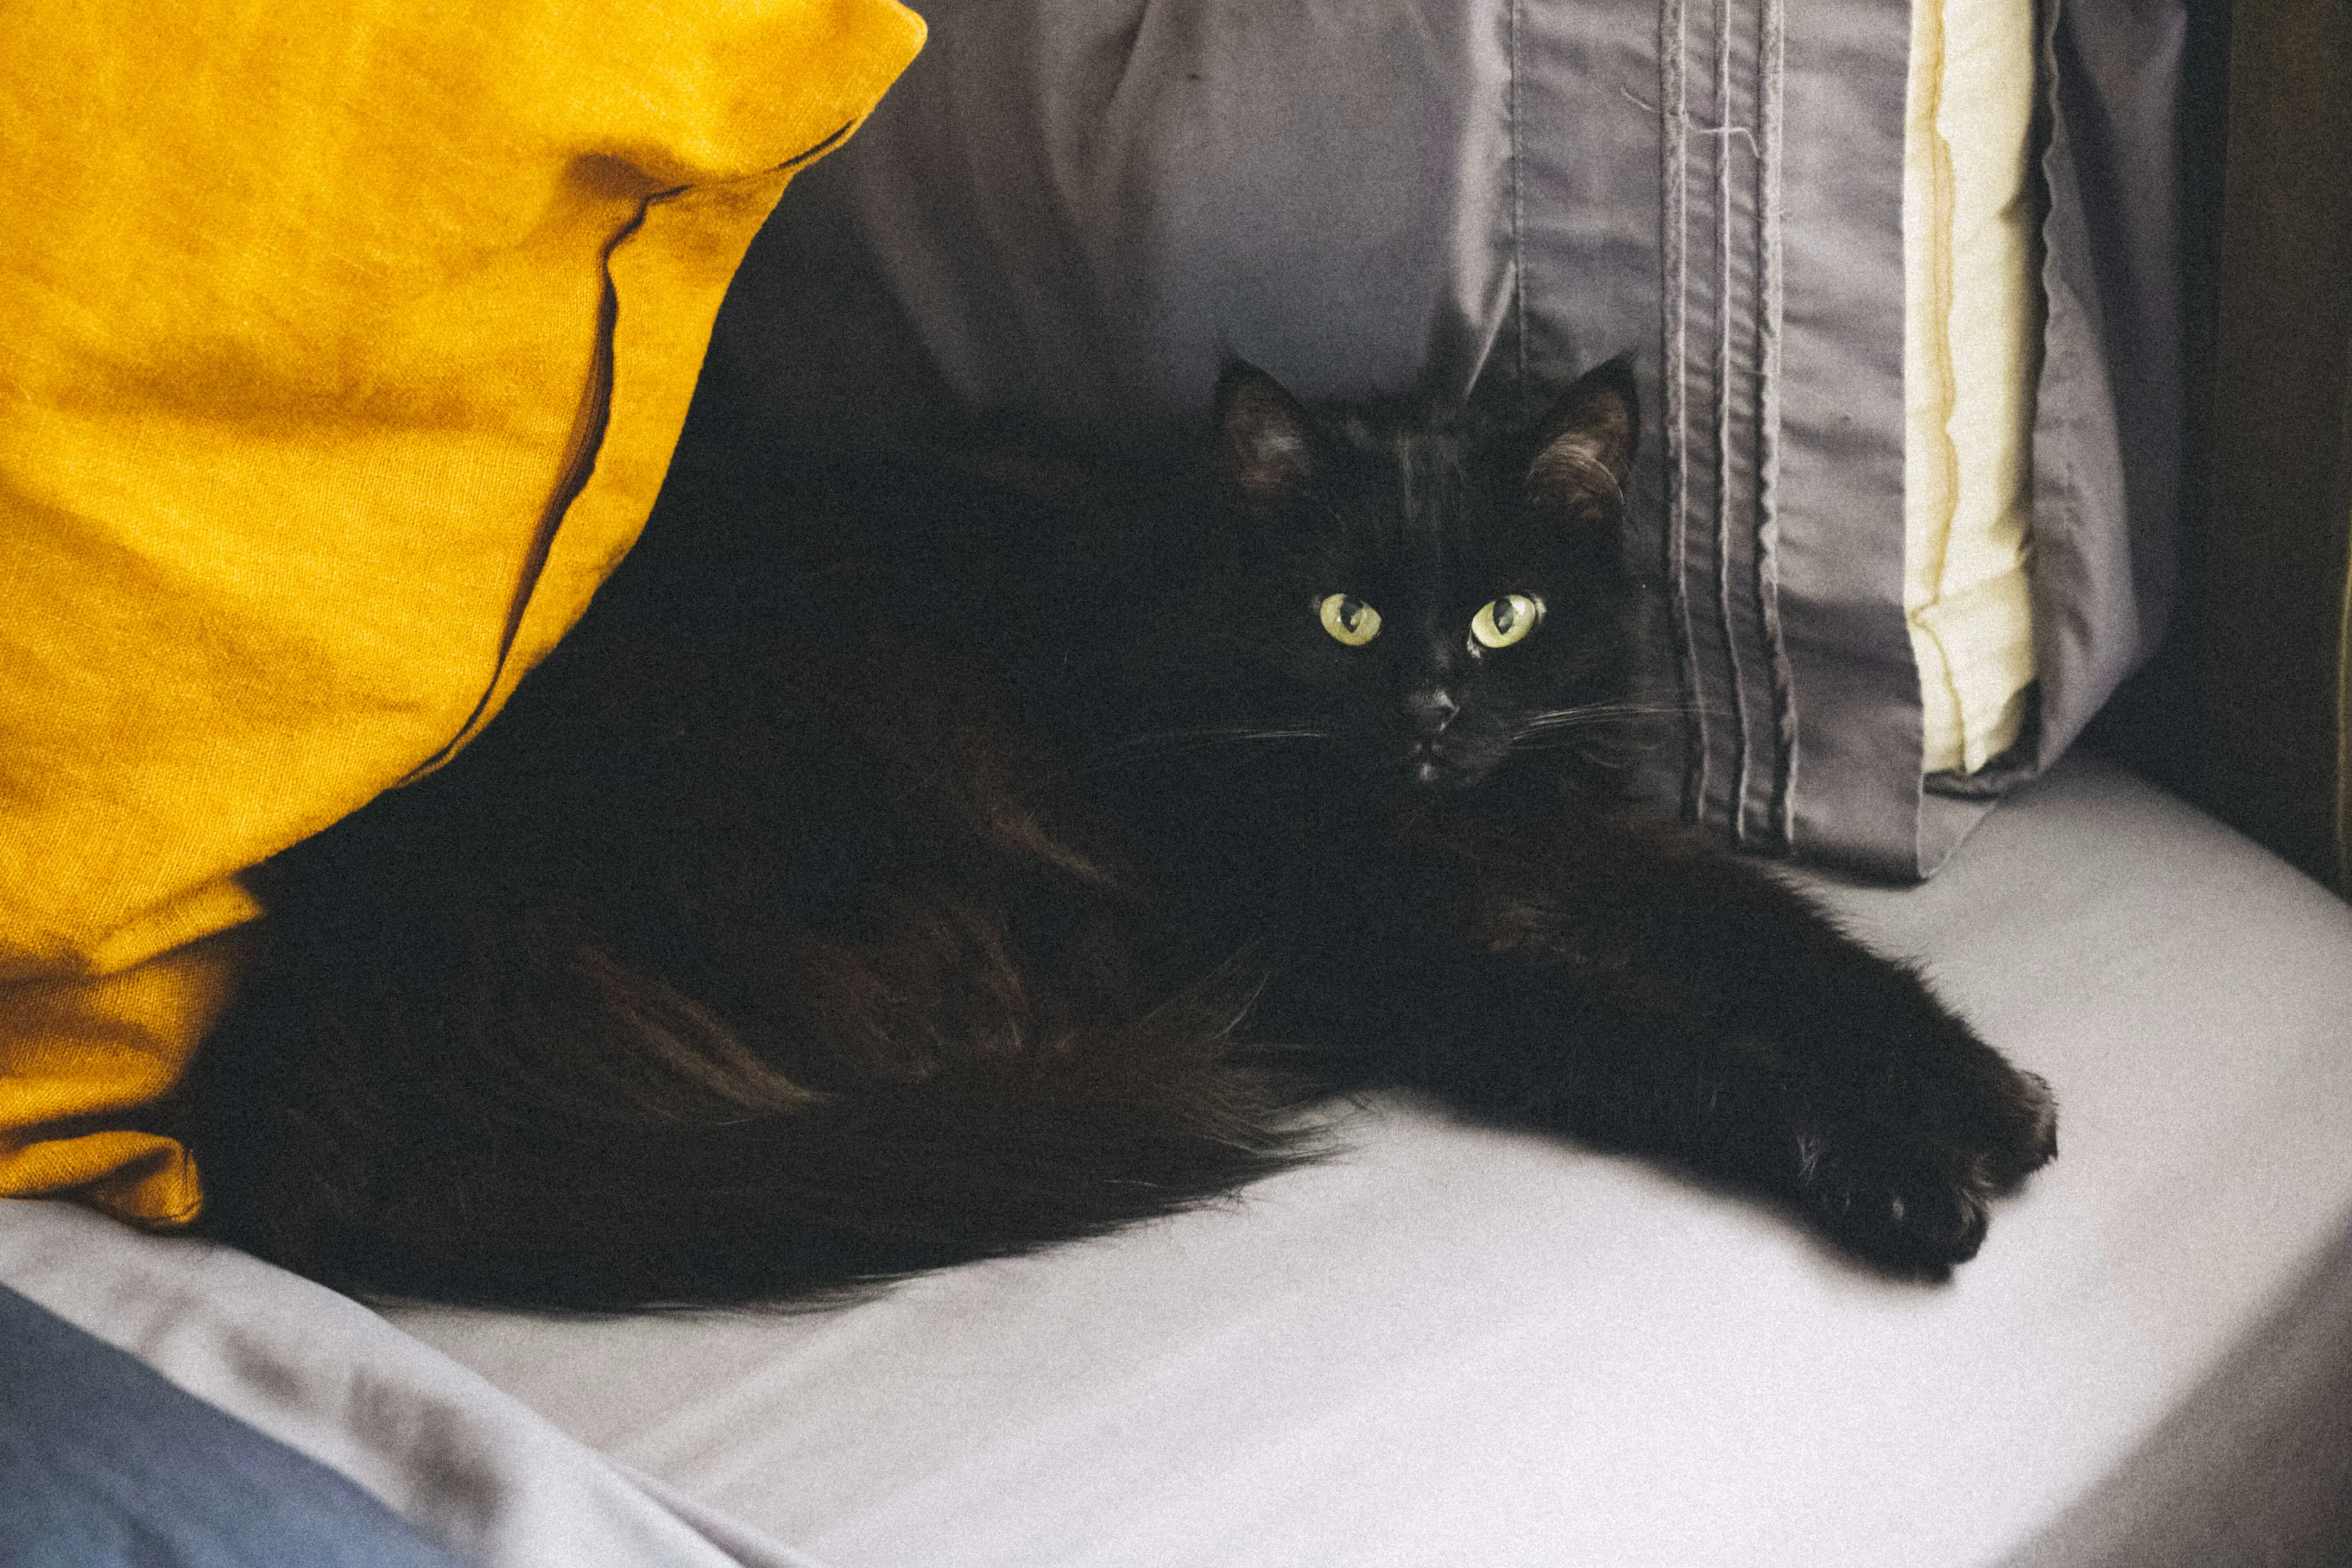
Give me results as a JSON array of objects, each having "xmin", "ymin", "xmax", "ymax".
[
  {"xmin": 1508, "ymin": 734, "xmax": 1645, "ymax": 763},
  {"xmin": 1512, "ymin": 701, "xmax": 1695, "ymax": 739}
]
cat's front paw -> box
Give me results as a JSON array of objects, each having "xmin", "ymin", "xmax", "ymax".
[{"xmin": 1792, "ymin": 1061, "xmax": 2056, "ymax": 1275}]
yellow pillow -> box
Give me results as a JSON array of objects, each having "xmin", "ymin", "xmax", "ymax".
[
  {"xmin": 0, "ymin": 0, "xmax": 922, "ymax": 1223},
  {"xmin": 1904, "ymin": 0, "xmax": 2042, "ymax": 775}
]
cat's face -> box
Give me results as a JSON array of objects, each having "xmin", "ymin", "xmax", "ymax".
[{"xmin": 1205, "ymin": 358, "xmax": 1640, "ymax": 796}]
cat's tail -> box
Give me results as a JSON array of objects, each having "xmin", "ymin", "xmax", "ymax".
[{"xmin": 184, "ymin": 910, "xmax": 1313, "ymax": 1311}]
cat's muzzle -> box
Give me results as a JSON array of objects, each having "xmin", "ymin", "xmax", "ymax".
[{"xmin": 1401, "ymin": 736, "xmax": 1502, "ymax": 791}]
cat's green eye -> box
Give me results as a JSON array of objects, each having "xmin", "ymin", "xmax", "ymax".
[
  {"xmin": 1317, "ymin": 593, "xmax": 1382, "ymax": 646},
  {"xmin": 1471, "ymin": 594, "xmax": 1544, "ymax": 650}
]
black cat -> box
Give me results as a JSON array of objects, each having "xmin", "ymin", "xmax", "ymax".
[{"xmin": 184, "ymin": 358, "xmax": 2056, "ymax": 1309}]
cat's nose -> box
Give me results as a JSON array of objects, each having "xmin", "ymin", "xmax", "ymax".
[{"xmin": 1403, "ymin": 687, "xmax": 1459, "ymax": 736}]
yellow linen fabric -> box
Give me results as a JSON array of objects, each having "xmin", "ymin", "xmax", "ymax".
[
  {"xmin": 0, "ymin": 0, "xmax": 923, "ymax": 1223},
  {"xmin": 1903, "ymin": 0, "xmax": 2042, "ymax": 775}
]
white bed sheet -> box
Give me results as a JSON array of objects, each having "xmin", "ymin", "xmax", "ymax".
[{"xmin": 382, "ymin": 755, "xmax": 2352, "ymax": 1567}]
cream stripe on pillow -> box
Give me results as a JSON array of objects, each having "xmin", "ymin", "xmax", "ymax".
[{"xmin": 1904, "ymin": 0, "xmax": 2042, "ymax": 775}]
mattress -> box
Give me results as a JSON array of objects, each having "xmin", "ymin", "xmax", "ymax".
[
  {"xmin": 380, "ymin": 756, "xmax": 2352, "ymax": 1566},
  {"xmin": 13, "ymin": 753, "xmax": 2340, "ymax": 1566}
]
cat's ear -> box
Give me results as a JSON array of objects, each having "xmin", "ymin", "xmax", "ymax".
[
  {"xmin": 1524, "ymin": 355, "xmax": 1638, "ymax": 529},
  {"xmin": 1215, "ymin": 361, "xmax": 1317, "ymax": 512}
]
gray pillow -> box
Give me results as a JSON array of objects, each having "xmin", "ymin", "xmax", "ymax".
[{"xmin": 712, "ymin": 0, "xmax": 2185, "ymax": 878}]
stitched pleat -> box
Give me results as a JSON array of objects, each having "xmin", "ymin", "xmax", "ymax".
[
  {"xmin": 1660, "ymin": 0, "xmax": 1705, "ymax": 822},
  {"xmin": 1713, "ymin": 0, "xmax": 1753, "ymax": 843},
  {"xmin": 1508, "ymin": 0, "xmax": 1528, "ymax": 402},
  {"xmin": 1754, "ymin": 0, "xmax": 1795, "ymax": 848}
]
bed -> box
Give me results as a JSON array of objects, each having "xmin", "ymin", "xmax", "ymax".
[
  {"xmin": 9, "ymin": 753, "xmax": 2352, "ymax": 1565},
  {"xmin": 8, "ymin": 0, "xmax": 2351, "ymax": 1561},
  {"xmin": 388, "ymin": 762, "xmax": 2352, "ymax": 1568}
]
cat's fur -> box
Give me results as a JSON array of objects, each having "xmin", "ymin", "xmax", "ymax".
[{"xmin": 183, "ymin": 359, "xmax": 2056, "ymax": 1310}]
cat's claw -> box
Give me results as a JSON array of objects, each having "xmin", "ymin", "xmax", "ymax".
[{"xmin": 1989, "ymin": 1069, "xmax": 2060, "ymax": 1187}]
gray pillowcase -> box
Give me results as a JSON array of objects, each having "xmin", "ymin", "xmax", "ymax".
[{"xmin": 713, "ymin": 0, "xmax": 2185, "ymax": 878}]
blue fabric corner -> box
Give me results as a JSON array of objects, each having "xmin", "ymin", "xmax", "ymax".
[{"xmin": 0, "ymin": 1283, "xmax": 467, "ymax": 1568}]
